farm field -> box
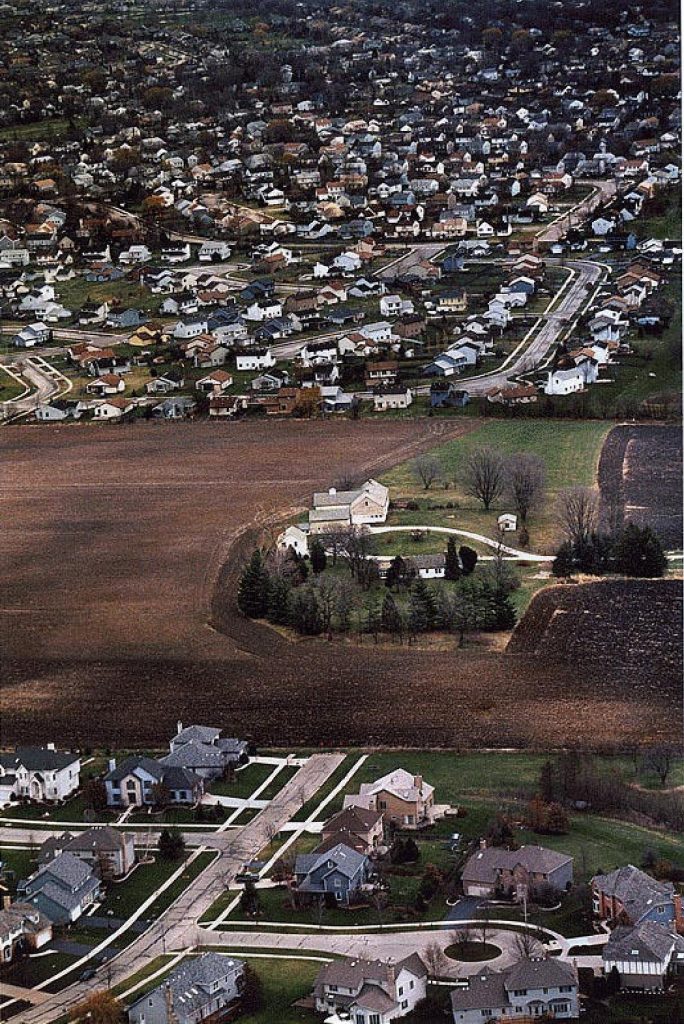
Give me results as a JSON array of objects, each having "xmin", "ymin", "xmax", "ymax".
[{"xmin": 1, "ymin": 419, "xmax": 680, "ymax": 751}]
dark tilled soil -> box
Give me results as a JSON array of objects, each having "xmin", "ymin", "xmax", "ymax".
[
  {"xmin": 1, "ymin": 419, "xmax": 681, "ymax": 751},
  {"xmin": 598, "ymin": 424, "xmax": 683, "ymax": 547}
]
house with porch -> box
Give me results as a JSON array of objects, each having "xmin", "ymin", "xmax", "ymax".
[
  {"xmin": 127, "ymin": 952, "xmax": 245, "ymax": 1024},
  {"xmin": 450, "ymin": 959, "xmax": 579, "ymax": 1023},
  {"xmin": 0, "ymin": 746, "xmax": 80, "ymax": 804},
  {"xmin": 313, "ymin": 954, "xmax": 428, "ymax": 1022},
  {"xmin": 103, "ymin": 756, "xmax": 203, "ymax": 808},
  {"xmin": 602, "ymin": 921, "xmax": 684, "ymax": 991},
  {"xmin": 18, "ymin": 852, "xmax": 102, "ymax": 925}
]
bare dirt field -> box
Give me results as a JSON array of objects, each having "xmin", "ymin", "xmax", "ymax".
[
  {"xmin": 598, "ymin": 423, "xmax": 683, "ymax": 547},
  {"xmin": 1, "ymin": 419, "xmax": 681, "ymax": 751}
]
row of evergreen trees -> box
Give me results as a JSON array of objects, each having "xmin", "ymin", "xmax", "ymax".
[
  {"xmin": 236, "ymin": 547, "xmax": 517, "ymax": 639},
  {"xmin": 552, "ymin": 523, "xmax": 667, "ymax": 578}
]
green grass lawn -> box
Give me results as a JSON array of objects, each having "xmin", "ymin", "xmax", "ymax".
[
  {"xmin": 290, "ymin": 756, "xmax": 352, "ymax": 821},
  {"xmin": 258, "ymin": 765, "xmax": 301, "ymax": 801},
  {"xmin": 210, "ymin": 763, "xmax": 277, "ymax": 799},
  {"xmin": 55, "ymin": 277, "xmax": 164, "ymax": 318},
  {"xmin": 0, "ymin": 846, "xmax": 38, "ymax": 891},
  {"xmin": 1, "ymin": 795, "xmax": 90, "ymax": 823},
  {"xmin": 380, "ymin": 419, "xmax": 611, "ymax": 552},
  {"xmin": 637, "ymin": 188, "xmax": 682, "ymax": 241},
  {"xmin": 97, "ymin": 857, "xmax": 184, "ymax": 918},
  {"xmin": 1, "ymin": 950, "xmax": 80, "ymax": 990}
]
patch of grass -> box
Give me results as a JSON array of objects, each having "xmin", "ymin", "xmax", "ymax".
[
  {"xmin": 0, "ymin": 846, "xmax": 38, "ymax": 891},
  {"xmin": 111, "ymin": 955, "xmax": 175, "ymax": 998},
  {"xmin": 1, "ymin": 951, "xmax": 79, "ymax": 990},
  {"xmin": 380, "ymin": 419, "xmax": 610, "ymax": 551},
  {"xmin": 97, "ymin": 856, "xmax": 188, "ymax": 918},
  {"xmin": 257, "ymin": 765, "xmax": 301, "ymax": 801},
  {"xmin": 290, "ymin": 756, "xmax": 351, "ymax": 821},
  {"xmin": 210, "ymin": 763, "xmax": 276, "ymax": 799}
]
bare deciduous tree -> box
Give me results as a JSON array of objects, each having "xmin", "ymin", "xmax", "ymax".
[
  {"xmin": 334, "ymin": 470, "xmax": 358, "ymax": 491},
  {"xmin": 424, "ymin": 940, "xmax": 448, "ymax": 981},
  {"xmin": 506, "ymin": 453, "xmax": 546, "ymax": 524},
  {"xmin": 644, "ymin": 745, "xmax": 677, "ymax": 786},
  {"xmin": 461, "ymin": 446, "xmax": 506, "ymax": 510},
  {"xmin": 556, "ymin": 486, "xmax": 599, "ymax": 546},
  {"xmin": 340, "ymin": 526, "xmax": 376, "ymax": 579},
  {"xmin": 412, "ymin": 455, "xmax": 443, "ymax": 490},
  {"xmin": 312, "ymin": 575, "xmax": 339, "ymax": 635},
  {"xmin": 514, "ymin": 929, "xmax": 543, "ymax": 960}
]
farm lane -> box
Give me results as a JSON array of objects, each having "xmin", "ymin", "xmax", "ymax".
[{"xmin": 14, "ymin": 753, "xmax": 345, "ymax": 1024}]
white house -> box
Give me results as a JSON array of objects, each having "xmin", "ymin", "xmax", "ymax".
[
  {"xmin": 277, "ymin": 524, "xmax": 310, "ymax": 558},
  {"xmin": 198, "ymin": 240, "xmax": 232, "ymax": 262},
  {"xmin": 373, "ymin": 386, "xmax": 413, "ymax": 411},
  {"xmin": 235, "ymin": 348, "xmax": 276, "ymax": 371},
  {"xmin": 119, "ymin": 245, "xmax": 152, "ymax": 264},
  {"xmin": 380, "ymin": 294, "xmax": 415, "ymax": 318},
  {"xmin": 498, "ymin": 513, "xmax": 517, "ymax": 532},
  {"xmin": 0, "ymin": 746, "xmax": 80, "ymax": 804},
  {"xmin": 244, "ymin": 299, "xmax": 283, "ymax": 322},
  {"xmin": 450, "ymin": 960, "xmax": 579, "ymax": 1023},
  {"xmin": 361, "ymin": 321, "xmax": 393, "ymax": 344},
  {"xmin": 313, "ymin": 955, "xmax": 428, "ymax": 1022},
  {"xmin": 544, "ymin": 366, "xmax": 586, "ymax": 395},
  {"xmin": 12, "ymin": 322, "xmax": 51, "ymax": 347}
]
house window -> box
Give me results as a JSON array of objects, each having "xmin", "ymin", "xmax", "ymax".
[
  {"xmin": 398, "ymin": 986, "xmax": 403, "ymax": 996},
  {"xmin": 369, "ymin": 1016, "xmax": 380, "ymax": 1024},
  {"xmin": 401, "ymin": 1000, "xmax": 408, "ymax": 1009}
]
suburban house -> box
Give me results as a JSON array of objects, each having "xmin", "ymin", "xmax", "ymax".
[
  {"xmin": 162, "ymin": 722, "xmax": 249, "ymax": 780},
  {"xmin": 319, "ymin": 806, "xmax": 385, "ymax": 856},
  {"xmin": 591, "ymin": 865, "xmax": 684, "ymax": 932},
  {"xmin": 127, "ymin": 952, "xmax": 246, "ymax": 1024},
  {"xmin": 406, "ymin": 553, "xmax": 446, "ymax": 579},
  {"xmin": 461, "ymin": 845, "xmax": 574, "ymax": 898},
  {"xmin": 602, "ymin": 921, "xmax": 684, "ymax": 991},
  {"xmin": 0, "ymin": 903, "xmax": 52, "ymax": 964},
  {"xmin": 37, "ymin": 827, "xmax": 136, "ymax": 880},
  {"xmin": 235, "ymin": 348, "xmax": 276, "ymax": 371},
  {"xmin": 450, "ymin": 959, "xmax": 579, "ymax": 1023},
  {"xmin": 312, "ymin": 954, "xmax": 428, "ymax": 1022},
  {"xmin": 343, "ymin": 769, "xmax": 437, "ymax": 829},
  {"xmin": 0, "ymin": 746, "xmax": 80, "ymax": 804},
  {"xmin": 307, "ymin": 479, "xmax": 389, "ymax": 536},
  {"xmin": 294, "ymin": 842, "xmax": 371, "ymax": 906},
  {"xmin": 11, "ymin": 322, "xmax": 51, "ymax": 347},
  {"xmin": 18, "ymin": 851, "xmax": 101, "ymax": 925},
  {"xmin": 103, "ymin": 756, "xmax": 203, "ymax": 808},
  {"xmin": 196, "ymin": 370, "xmax": 233, "ymax": 393}
]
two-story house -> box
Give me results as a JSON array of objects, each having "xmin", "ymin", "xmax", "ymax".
[
  {"xmin": 0, "ymin": 903, "xmax": 52, "ymax": 964},
  {"xmin": 450, "ymin": 960, "xmax": 579, "ymax": 1022},
  {"xmin": 592, "ymin": 865, "xmax": 684, "ymax": 932},
  {"xmin": 127, "ymin": 953, "xmax": 245, "ymax": 1024},
  {"xmin": 602, "ymin": 920, "xmax": 684, "ymax": 991},
  {"xmin": 38, "ymin": 827, "xmax": 136, "ymax": 879},
  {"xmin": 461, "ymin": 845, "xmax": 574, "ymax": 899},
  {"xmin": 294, "ymin": 843, "xmax": 371, "ymax": 906},
  {"xmin": 343, "ymin": 769, "xmax": 436, "ymax": 830},
  {"xmin": 0, "ymin": 746, "xmax": 80, "ymax": 804},
  {"xmin": 103, "ymin": 756, "xmax": 203, "ymax": 808},
  {"xmin": 19, "ymin": 852, "xmax": 102, "ymax": 925},
  {"xmin": 319, "ymin": 807, "xmax": 385, "ymax": 856},
  {"xmin": 313, "ymin": 954, "xmax": 428, "ymax": 1022}
]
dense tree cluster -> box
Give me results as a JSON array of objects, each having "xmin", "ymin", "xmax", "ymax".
[{"xmin": 552, "ymin": 522, "xmax": 667, "ymax": 578}]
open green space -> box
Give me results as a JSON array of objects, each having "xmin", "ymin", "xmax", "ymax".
[
  {"xmin": 55, "ymin": 277, "xmax": 164, "ymax": 318},
  {"xmin": 444, "ymin": 941, "xmax": 500, "ymax": 961},
  {"xmin": 380, "ymin": 419, "xmax": 611, "ymax": 552},
  {"xmin": 637, "ymin": 188, "xmax": 682, "ymax": 241},
  {"xmin": 1, "ymin": 950, "xmax": 79, "ymax": 990},
  {"xmin": 210, "ymin": 763, "xmax": 278, "ymax": 799},
  {"xmin": 0, "ymin": 846, "xmax": 38, "ymax": 891}
]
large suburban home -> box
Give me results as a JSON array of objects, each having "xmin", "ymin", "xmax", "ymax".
[
  {"xmin": 450, "ymin": 959, "xmax": 579, "ymax": 1023},
  {"xmin": 307, "ymin": 479, "xmax": 389, "ymax": 536},
  {"xmin": 461, "ymin": 845, "xmax": 574, "ymax": 899},
  {"xmin": 312, "ymin": 954, "xmax": 428, "ymax": 1022},
  {"xmin": 294, "ymin": 842, "xmax": 371, "ymax": 906},
  {"xmin": 167, "ymin": 723, "xmax": 249, "ymax": 778},
  {"xmin": 103, "ymin": 756, "xmax": 203, "ymax": 808},
  {"xmin": 0, "ymin": 746, "xmax": 80, "ymax": 804},
  {"xmin": 11, "ymin": 322, "xmax": 51, "ymax": 347},
  {"xmin": 38, "ymin": 827, "xmax": 136, "ymax": 880},
  {"xmin": 319, "ymin": 806, "xmax": 385, "ymax": 856},
  {"xmin": 602, "ymin": 921, "xmax": 684, "ymax": 991},
  {"xmin": 18, "ymin": 851, "xmax": 102, "ymax": 925},
  {"xmin": 0, "ymin": 902, "xmax": 52, "ymax": 964},
  {"xmin": 127, "ymin": 952, "xmax": 246, "ymax": 1024},
  {"xmin": 343, "ymin": 769, "xmax": 437, "ymax": 830},
  {"xmin": 591, "ymin": 865, "xmax": 684, "ymax": 931}
]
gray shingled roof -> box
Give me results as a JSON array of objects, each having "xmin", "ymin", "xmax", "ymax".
[
  {"xmin": 592, "ymin": 865, "xmax": 674, "ymax": 922},
  {"xmin": 603, "ymin": 921, "xmax": 684, "ymax": 964},
  {"xmin": 462, "ymin": 845, "xmax": 572, "ymax": 884}
]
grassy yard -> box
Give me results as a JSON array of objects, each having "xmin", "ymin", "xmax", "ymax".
[
  {"xmin": 637, "ymin": 188, "xmax": 682, "ymax": 241},
  {"xmin": 1, "ymin": 950, "xmax": 80, "ymax": 990},
  {"xmin": 97, "ymin": 856, "xmax": 185, "ymax": 918},
  {"xmin": 0, "ymin": 846, "xmax": 38, "ymax": 891},
  {"xmin": 380, "ymin": 419, "xmax": 611, "ymax": 552},
  {"xmin": 290, "ymin": 756, "xmax": 352, "ymax": 822},
  {"xmin": 1, "ymin": 795, "xmax": 91, "ymax": 823},
  {"xmin": 210, "ymin": 763, "xmax": 277, "ymax": 799},
  {"xmin": 55, "ymin": 277, "xmax": 164, "ymax": 318}
]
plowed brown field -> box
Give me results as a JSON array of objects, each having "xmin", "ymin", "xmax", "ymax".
[{"xmin": 1, "ymin": 419, "xmax": 680, "ymax": 751}]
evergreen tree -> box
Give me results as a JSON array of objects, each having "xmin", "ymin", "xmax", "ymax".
[
  {"xmin": 612, "ymin": 523, "xmax": 667, "ymax": 578},
  {"xmin": 385, "ymin": 554, "xmax": 410, "ymax": 589},
  {"xmin": 239, "ymin": 878, "xmax": 261, "ymax": 917},
  {"xmin": 237, "ymin": 550, "xmax": 270, "ymax": 617},
  {"xmin": 290, "ymin": 586, "xmax": 323, "ymax": 635},
  {"xmin": 445, "ymin": 538, "xmax": 461, "ymax": 581},
  {"xmin": 381, "ymin": 592, "xmax": 403, "ymax": 638},
  {"xmin": 459, "ymin": 544, "xmax": 478, "ymax": 575},
  {"xmin": 539, "ymin": 760, "xmax": 557, "ymax": 803},
  {"xmin": 410, "ymin": 578, "xmax": 437, "ymax": 630},
  {"xmin": 310, "ymin": 538, "xmax": 327, "ymax": 575},
  {"xmin": 267, "ymin": 575, "xmax": 292, "ymax": 624},
  {"xmin": 158, "ymin": 827, "xmax": 185, "ymax": 861},
  {"xmin": 552, "ymin": 541, "xmax": 575, "ymax": 578},
  {"xmin": 545, "ymin": 802, "xmax": 570, "ymax": 835},
  {"xmin": 493, "ymin": 592, "xmax": 517, "ymax": 630}
]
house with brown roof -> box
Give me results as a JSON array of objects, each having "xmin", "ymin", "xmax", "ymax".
[
  {"xmin": 461, "ymin": 844, "xmax": 574, "ymax": 898},
  {"xmin": 343, "ymin": 768, "xmax": 439, "ymax": 830},
  {"xmin": 319, "ymin": 806, "xmax": 385, "ymax": 856},
  {"xmin": 313, "ymin": 954, "xmax": 428, "ymax": 1022}
]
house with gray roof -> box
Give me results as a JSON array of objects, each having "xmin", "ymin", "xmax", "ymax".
[
  {"xmin": 461, "ymin": 844, "xmax": 573, "ymax": 898},
  {"xmin": 602, "ymin": 920, "xmax": 684, "ymax": 991},
  {"xmin": 103, "ymin": 756, "xmax": 203, "ymax": 808},
  {"xmin": 294, "ymin": 842, "xmax": 371, "ymax": 906},
  {"xmin": 592, "ymin": 865, "xmax": 683, "ymax": 932},
  {"xmin": 38, "ymin": 827, "xmax": 136, "ymax": 879},
  {"xmin": 165, "ymin": 722, "xmax": 249, "ymax": 779},
  {"xmin": 127, "ymin": 952, "xmax": 245, "ymax": 1024},
  {"xmin": 313, "ymin": 953, "xmax": 428, "ymax": 1022},
  {"xmin": 0, "ymin": 746, "xmax": 80, "ymax": 804},
  {"xmin": 0, "ymin": 902, "xmax": 52, "ymax": 964},
  {"xmin": 18, "ymin": 851, "xmax": 101, "ymax": 925},
  {"xmin": 450, "ymin": 959, "xmax": 579, "ymax": 1023}
]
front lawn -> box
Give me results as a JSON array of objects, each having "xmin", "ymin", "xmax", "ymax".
[{"xmin": 210, "ymin": 763, "xmax": 278, "ymax": 799}]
